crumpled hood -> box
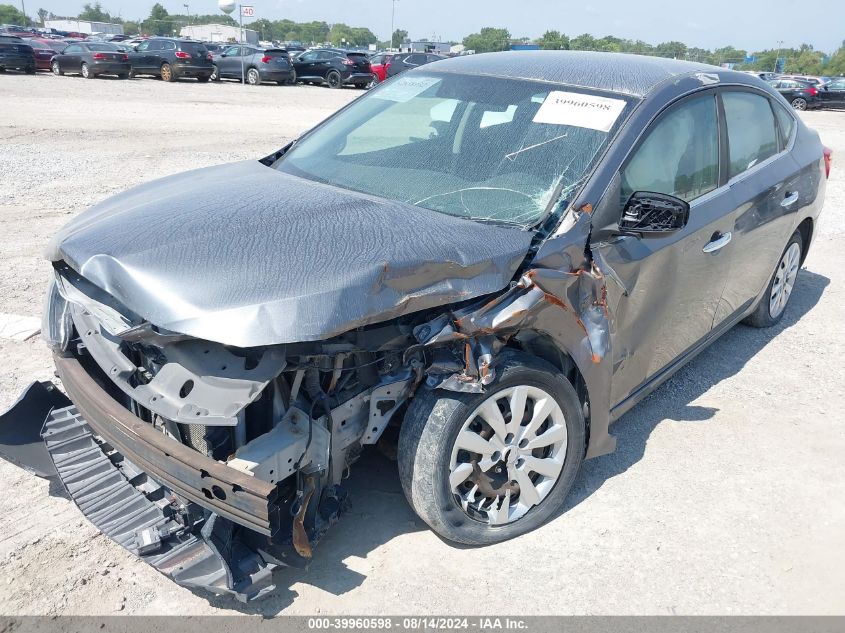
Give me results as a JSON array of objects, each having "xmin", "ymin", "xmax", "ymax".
[{"xmin": 48, "ymin": 161, "xmax": 534, "ymax": 347}]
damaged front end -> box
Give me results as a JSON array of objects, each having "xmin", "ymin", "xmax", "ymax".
[{"xmin": 1, "ymin": 207, "xmax": 616, "ymax": 603}]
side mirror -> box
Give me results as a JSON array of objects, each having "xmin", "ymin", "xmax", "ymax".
[{"xmin": 619, "ymin": 191, "xmax": 689, "ymax": 236}]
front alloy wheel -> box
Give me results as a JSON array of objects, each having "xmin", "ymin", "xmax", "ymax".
[
  {"xmin": 791, "ymin": 97, "xmax": 807, "ymax": 111},
  {"xmin": 448, "ymin": 385, "xmax": 568, "ymax": 525},
  {"xmin": 210, "ymin": 64, "xmax": 219, "ymax": 81},
  {"xmin": 398, "ymin": 352, "xmax": 585, "ymax": 545}
]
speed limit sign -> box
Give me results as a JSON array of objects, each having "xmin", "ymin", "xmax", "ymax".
[{"xmin": 241, "ymin": 5, "xmax": 254, "ymax": 17}]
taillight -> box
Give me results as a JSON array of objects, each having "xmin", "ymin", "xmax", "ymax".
[
  {"xmin": 809, "ymin": 87, "xmax": 818, "ymax": 97},
  {"xmin": 175, "ymin": 51, "xmax": 191, "ymax": 59},
  {"xmin": 261, "ymin": 55, "xmax": 271, "ymax": 64},
  {"xmin": 823, "ymin": 146, "xmax": 832, "ymax": 179},
  {"xmin": 206, "ymin": 52, "xmax": 212, "ymax": 61},
  {"xmin": 121, "ymin": 53, "xmax": 128, "ymax": 61},
  {"xmin": 341, "ymin": 58, "xmax": 354, "ymax": 65},
  {"xmin": 92, "ymin": 52, "xmax": 106, "ymax": 60}
]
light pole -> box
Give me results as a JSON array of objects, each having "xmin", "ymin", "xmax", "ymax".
[
  {"xmin": 20, "ymin": 0, "xmax": 26, "ymax": 26},
  {"xmin": 773, "ymin": 40, "xmax": 784, "ymax": 73},
  {"xmin": 183, "ymin": 4, "xmax": 190, "ymax": 24},
  {"xmin": 390, "ymin": 0, "xmax": 399, "ymax": 50}
]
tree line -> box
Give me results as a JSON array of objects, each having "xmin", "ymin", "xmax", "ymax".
[{"xmin": 1, "ymin": 3, "xmax": 843, "ymax": 76}]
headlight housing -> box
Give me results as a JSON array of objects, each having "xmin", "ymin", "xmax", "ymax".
[{"xmin": 42, "ymin": 278, "xmax": 72, "ymax": 352}]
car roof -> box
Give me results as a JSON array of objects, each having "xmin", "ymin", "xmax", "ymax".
[{"xmin": 425, "ymin": 50, "xmax": 719, "ymax": 97}]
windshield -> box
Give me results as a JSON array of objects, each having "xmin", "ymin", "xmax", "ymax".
[{"xmin": 276, "ymin": 72, "xmax": 632, "ymax": 226}]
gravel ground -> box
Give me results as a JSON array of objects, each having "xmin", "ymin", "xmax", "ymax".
[{"xmin": 0, "ymin": 73, "xmax": 843, "ymax": 616}]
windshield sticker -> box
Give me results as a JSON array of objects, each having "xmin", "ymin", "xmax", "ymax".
[
  {"xmin": 533, "ymin": 91, "xmax": 626, "ymax": 132},
  {"xmin": 373, "ymin": 75, "xmax": 441, "ymax": 102}
]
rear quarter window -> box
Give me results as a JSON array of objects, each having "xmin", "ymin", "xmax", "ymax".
[{"xmin": 179, "ymin": 42, "xmax": 206, "ymax": 54}]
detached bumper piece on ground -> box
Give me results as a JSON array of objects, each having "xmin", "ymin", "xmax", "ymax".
[{"xmin": 0, "ymin": 379, "xmax": 347, "ymax": 603}]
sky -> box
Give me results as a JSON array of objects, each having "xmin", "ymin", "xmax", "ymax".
[{"xmin": 29, "ymin": 0, "xmax": 845, "ymax": 53}]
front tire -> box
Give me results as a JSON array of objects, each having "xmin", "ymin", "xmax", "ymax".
[
  {"xmin": 398, "ymin": 352, "xmax": 585, "ymax": 545},
  {"xmin": 791, "ymin": 97, "xmax": 807, "ymax": 111},
  {"xmin": 210, "ymin": 64, "xmax": 220, "ymax": 81},
  {"xmin": 52, "ymin": 60, "xmax": 63, "ymax": 76},
  {"xmin": 325, "ymin": 70, "xmax": 341, "ymax": 89},
  {"xmin": 745, "ymin": 230, "xmax": 803, "ymax": 328}
]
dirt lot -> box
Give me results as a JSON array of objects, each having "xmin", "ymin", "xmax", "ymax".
[{"xmin": 0, "ymin": 73, "xmax": 843, "ymax": 616}]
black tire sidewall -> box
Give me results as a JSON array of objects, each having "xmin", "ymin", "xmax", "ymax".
[
  {"xmin": 747, "ymin": 230, "xmax": 803, "ymax": 327},
  {"xmin": 399, "ymin": 353, "xmax": 585, "ymax": 545}
]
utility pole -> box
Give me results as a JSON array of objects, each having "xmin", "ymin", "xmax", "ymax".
[
  {"xmin": 20, "ymin": 0, "xmax": 27, "ymax": 26},
  {"xmin": 390, "ymin": 0, "xmax": 399, "ymax": 49},
  {"xmin": 183, "ymin": 4, "xmax": 190, "ymax": 24},
  {"xmin": 773, "ymin": 40, "xmax": 784, "ymax": 73},
  {"xmin": 239, "ymin": 4, "xmax": 245, "ymax": 85}
]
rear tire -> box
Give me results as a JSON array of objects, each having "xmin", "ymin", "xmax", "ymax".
[
  {"xmin": 81, "ymin": 63, "xmax": 94, "ymax": 79},
  {"xmin": 160, "ymin": 63, "xmax": 176, "ymax": 82},
  {"xmin": 246, "ymin": 67, "xmax": 260, "ymax": 85},
  {"xmin": 325, "ymin": 70, "xmax": 341, "ymax": 89},
  {"xmin": 25, "ymin": 65, "xmax": 36, "ymax": 75},
  {"xmin": 791, "ymin": 97, "xmax": 807, "ymax": 111},
  {"xmin": 398, "ymin": 351, "xmax": 585, "ymax": 545},
  {"xmin": 117, "ymin": 72, "xmax": 129, "ymax": 79},
  {"xmin": 196, "ymin": 75, "xmax": 210, "ymax": 83},
  {"xmin": 744, "ymin": 231, "xmax": 803, "ymax": 328}
]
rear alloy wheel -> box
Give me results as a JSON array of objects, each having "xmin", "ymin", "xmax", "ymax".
[
  {"xmin": 160, "ymin": 63, "xmax": 176, "ymax": 82},
  {"xmin": 398, "ymin": 352, "xmax": 585, "ymax": 545},
  {"xmin": 81, "ymin": 63, "xmax": 93, "ymax": 79},
  {"xmin": 791, "ymin": 97, "xmax": 807, "ymax": 111},
  {"xmin": 52, "ymin": 60, "xmax": 63, "ymax": 76},
  {"xmin": 325, "ymin": 70, "xmax": 341, "ymax": 89},
  {"xmin": 284, "ymin": 69, "xmax": 296, "ymax": 85},
  {"xmin": 246, "ymin": 67, "xmax": 260, "ymax": 85},
  {"xmin": 745, "ymin": 231, "xmax": 803, "ymax": 328},
  {"xmin": 210, "ymin": 64, "xmax": 220, "ymax": 81}
]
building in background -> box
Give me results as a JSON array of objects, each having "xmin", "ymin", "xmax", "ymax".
[
  {"xmin": 44, "ymin": 19, "xmax": 124, "ymax": 35},
  {"xmin": 404, "ymin": 40, "xmax": 452, "ymax": 54},
  {"xmin": 179, "ymin": 24, "xmax": 259, "ymax": 45}
]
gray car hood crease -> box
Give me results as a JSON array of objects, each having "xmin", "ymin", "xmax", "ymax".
[{"xmin": 48, "ymin": 160, "xmax": 534, "ymax": 348}]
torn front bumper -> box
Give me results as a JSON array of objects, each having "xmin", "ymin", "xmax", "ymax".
[{"xmin": 0, "ymin": 356, "xmax": 340, "ymax": 602}]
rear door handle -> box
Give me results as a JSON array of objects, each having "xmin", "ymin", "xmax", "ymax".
[
  {"xmin": 781, "ymin": 191, "xmax": 800, "ymax": 208},
  {"xmin": 702, "ymin": 231, "xmax": 732, "ymax": 253}
]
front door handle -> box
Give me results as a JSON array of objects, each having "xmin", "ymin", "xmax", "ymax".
[
  {"xmin": 781, "ymin": 191, "xmax": 800, "ymax": 208},
  {"xmin": 702, "ymin": 231, "xmax": 732, "ymax": 253}
]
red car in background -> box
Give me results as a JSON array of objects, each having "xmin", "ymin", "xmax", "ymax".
[
  {"xmin": 369, "ymin": 51, "xmax": 446, "ymax": 84},
  {"xmin": 25, "ymin": 38, "xmax": 65, "ymax": 70}
]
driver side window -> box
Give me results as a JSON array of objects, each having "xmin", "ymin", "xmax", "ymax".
[{"xmin": 621, "ymin": 94, "xmax": 720, "ymax": 203}]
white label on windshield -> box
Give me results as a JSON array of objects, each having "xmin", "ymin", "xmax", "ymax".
[
  {"xmin": 533, "ymin": 91, "xmax": 626, "ymax": 132},
  {"xmin": 373, "ymin": 75, "xmax": 441, "ymax": 102}
]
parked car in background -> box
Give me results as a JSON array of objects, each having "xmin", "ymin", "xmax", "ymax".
[
  {"xmin": 818, "ymin": 78, "xmax": 845, "ymax": 108},
  {"xmin": 369, "ymin": 51, "xmax": 446, "ymax": 84},
  {"xmin": 128, "ymin": 38, "xmax": 213, "ymax": 82},
  {"xmin": 779, "ymin": 74, "xmax": 828, "ymax": 86},
  {"xmin": 28, "ymin": 37, "xmax": 67, "ymax": 53},
  {"xmin": 292, "ymin": 48, "xmax": 372, "ymax": 88},
  {"xmin": 768, "ymin": 78, "xmax": 822, "ymax": 110},
  {"xmin": 0, "ymin": 35, "xmax": 35, "ymax": 73},
  {"xmin": 211, "ymin": 45, "xmax": 295, "ymax": 85},
  {"xmin": 51, "ymin": 41, "xmax": 131, "ymax": 79},
  {"xmin": 203, "ymin": 42, "xmax": 226, "ymax": 54},
  {"xmin": 24, "ymin": 38, "xmax": 58, "ymax": 71}
]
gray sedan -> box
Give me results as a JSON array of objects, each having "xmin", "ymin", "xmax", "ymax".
[{"xmin": 4, "ymin": 51, "xmax": 827, "ymax": 602}]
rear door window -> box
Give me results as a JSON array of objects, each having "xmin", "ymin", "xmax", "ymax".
[
  {"xmin": 722, "ymin": 91, "xmax": 779, "ymax": 178},
  {"xmin": 772, "ymin": 101, "xmax": 796, "ymax": 150},
  {"xmin": 621, "ymin": 93, "xmax": 720, "ymax": 202}
]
